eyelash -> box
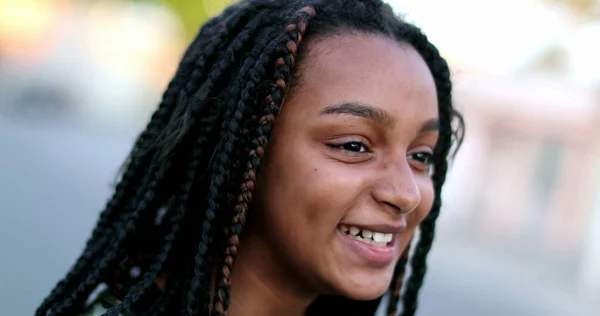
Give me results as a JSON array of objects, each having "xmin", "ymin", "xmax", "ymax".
[
  {"xmin": 327, "ymin": 140, "xmax": 369, "ymax": 156},
  {"xmin": 409, "ymin": 152, "xmax": 433, "ymax": 165},
  {"xmin": 408, "ymin": 152, "xmax": 435, "ymax": 175},
  {"xmin": 328, "ymin": 140, "xmax": 435, "ymax": 173}
]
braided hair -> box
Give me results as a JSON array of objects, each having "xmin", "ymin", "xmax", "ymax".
[{"xmin": 36, "ymin": 0, "xmax": 464, "ymax": 315}]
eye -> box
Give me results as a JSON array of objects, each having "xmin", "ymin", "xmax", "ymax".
[
  {"xmin": 410, "ymin": 152, "xmax": 432, "ymax": 164},
  {"xmin": 408, "ymin": 151, "xmax": 434, "ymax": 175},
  {"xmin": 328, "ymin": 141, "xmax": 369, "ymax": 154}
]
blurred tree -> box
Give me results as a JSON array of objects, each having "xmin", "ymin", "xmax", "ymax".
[
  {"xmin": 160, "ymin": 0, "xmax": 236, "ymax": 38},
  {"xmin": 127, "ymin": 0, "xmax": 236, "ymax": 40}
]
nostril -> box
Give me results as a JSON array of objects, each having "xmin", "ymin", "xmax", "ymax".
[{"xmin": 384, "ymin": 201, "xmax": 402, "ymax": 213}]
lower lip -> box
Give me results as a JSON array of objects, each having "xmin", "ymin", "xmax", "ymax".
[{"xmin": 337, "ymin": 229, "xmax": 395, "ymax": 266}]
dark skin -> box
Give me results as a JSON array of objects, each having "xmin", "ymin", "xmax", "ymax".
[{"xmin": 226, "ymin": 33, "xmax": 440, "ymax": 316}]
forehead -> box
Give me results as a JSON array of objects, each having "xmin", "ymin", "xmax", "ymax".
[{"xmin": 285, "ymin": 33, "xmax": 438, "ymax": 127}]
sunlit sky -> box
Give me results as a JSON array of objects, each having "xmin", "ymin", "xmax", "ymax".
[
  {"xmin": 388, "ymin": 0, "xmax": 600, "ymax": 83},
  {"xmin": 0, "ymin": 0, "xmax": 598, "ymax": 84}
]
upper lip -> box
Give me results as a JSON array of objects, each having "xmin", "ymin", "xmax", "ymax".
[{"xmin": 339, "ymin": 222, "xmax": 407, "ymax": 234}]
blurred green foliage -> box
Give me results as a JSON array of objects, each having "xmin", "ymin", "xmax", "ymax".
[{"xmin": 134, "ymin": 0, "xmax": 237, "ymax": 40}]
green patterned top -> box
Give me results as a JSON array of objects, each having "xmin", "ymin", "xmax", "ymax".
[{"xmin": 79, "ymin": 290, "xmax": 134, "ymax": 316}]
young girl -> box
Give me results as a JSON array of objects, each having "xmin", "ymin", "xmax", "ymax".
[{"xmin": 37, "ymin": 0, "xmax": 464, "ymax": 315}]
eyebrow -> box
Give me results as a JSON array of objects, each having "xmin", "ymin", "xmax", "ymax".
[
  {"xmin": 420, "ymin": 118, "xmax": 440, "ymax": 132},
  {"xmin": 320, "ymin": 101, "xmax": 440, "ymax": 132},
  {"xmin": 320, "ymin": 102, "xmax": 395, "ymax": 127}
]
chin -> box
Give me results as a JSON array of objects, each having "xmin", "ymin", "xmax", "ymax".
[
  {"xmin": 333, "ymin": 273, "xmax": 392, "ymax": 301},
  {"xmin": 344, "ymin": 286, "xmax": 388, "ymax": 301}
]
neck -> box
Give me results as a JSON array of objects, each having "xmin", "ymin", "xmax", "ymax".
[{"xmin": 228, "ymin": 230, "xmax": 316, "ymax": 316}]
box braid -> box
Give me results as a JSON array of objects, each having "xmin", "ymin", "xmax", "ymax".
[
  {"xmin": 185, "ymin": 9, "xmax": 316, "ymax": 316},
  {"xmin": 210, "ymin": 10, "xmax": 314, "ymax": 315},
  {"xmin": 35, "ymin": 3, "xmax": 269, "ymax": 314},
  {"xmin": 396, "ymin": 20, "xmax": 464, "ymax": 316},
  {"xmin": 36, "ymin": 1, "xmax": 464, "ymax": 316},
  {"xmin": 386, "ymin": 238, "xmax": 413, "ymax": 316},
  {"xmin": 36, "ymin": 4, "xmax": 282, "ymax": 315}
]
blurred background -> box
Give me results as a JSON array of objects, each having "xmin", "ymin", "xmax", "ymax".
[{"xmin": 1, "ymin": 0, "xmax": 599, "ymax": 315}]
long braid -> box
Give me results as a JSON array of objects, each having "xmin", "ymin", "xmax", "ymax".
[
  {"xmin": 386, "ymin": 239, "xmax": 412, "ymax": 316},
  {"xmin": 113, "ymin": 109, "xmax": 221, "ymax": 316},
  {"xmin": 176, "ymin": 28, "xmax": 288, "ymax": 316},
  {"xmin": 104, "ymin": 112, "xmax": 217, "ymax": 316},
  {"xmin": 399, "ymin": 25, "xmax": 457, "ymax": 316},
  {"xmin": 45, "ymin": 19, "xmax": 237, "ymax": 314},
  {"xmin": 124, "ymin": 11, "xmax": 287, "ymax": 251},
  {"xmin": 184, "ymin": 16, "xmax": 306, "ymax": 315},
  {"xmin": 104, "ymin": 13, "xmax": 304, "ymax": 315},
  {"xmin": 47, "ymin": 153, "xmax": 180, "ymax": 315},
  {"xmin": 35, "ymin": 10, "xmax": 241, "ymax": 316},
  {"xmin": 73, "ymin": 0, "xmax": 279, "ymax": 257},
  {"xmin": 38, "ymin": 4, "xmax": 291, "ymax": 316},
  {"xmin": 211, "ymin": 7, "xmax": 316, "ymax": 314},
  {"xmin": 145, "ymin": 276, "xmax": 186, "ymax": 316},
  {"xmin": 35, "ymin": 71, "xmax": 175, "ymax": 316},
  {"xmin": 49, "ymin": 135, "xmax": 191, "ymax": 315},
  {"xmin": 58, "ymin": 102, "xmax": 222, "ymax": 316}
]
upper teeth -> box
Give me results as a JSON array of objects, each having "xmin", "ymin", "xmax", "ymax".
[{"xmin": 340, "ymin": 225, "xmax": 393, "ymax": 244}]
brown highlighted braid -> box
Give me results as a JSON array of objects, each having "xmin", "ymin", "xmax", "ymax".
[
  {"xmin": 211, "ymin": 7, "xmax": 316, "ymax": 315},
  {"xmin": 36, "ymin": 1, "xmax": 464, "ymax": 316}
]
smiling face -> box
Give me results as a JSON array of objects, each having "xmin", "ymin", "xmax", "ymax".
[{"xmin": 251, "ymin": 33, "xmax": 439, "ymax": 300}]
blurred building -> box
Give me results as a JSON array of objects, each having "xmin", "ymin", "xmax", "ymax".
[
  {"xmin": 446, "ymin": 72, "xmax": 600, "ymax": 299},
  {"xmin": 417, "ymin": 0, "xmax": 600, "ymax": 302}
]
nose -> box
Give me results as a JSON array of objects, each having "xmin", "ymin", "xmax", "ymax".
[{"xmin": 372, "ymin": 159, "xmax": 421, "ymax": 214}]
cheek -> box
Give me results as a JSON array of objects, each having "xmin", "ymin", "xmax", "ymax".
[{"xmin": 255, "ymin": 138, "xmax": 366, "ymax": 243}]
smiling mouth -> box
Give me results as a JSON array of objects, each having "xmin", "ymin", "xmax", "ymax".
[{"xmin": 338, "ymin": 225, "xmax": 394, "ymax": 247}]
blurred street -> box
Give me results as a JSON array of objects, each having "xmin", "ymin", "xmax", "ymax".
[{"xmin": 1, "ymin": 113, "xmax": 597, "ymax": 315}]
